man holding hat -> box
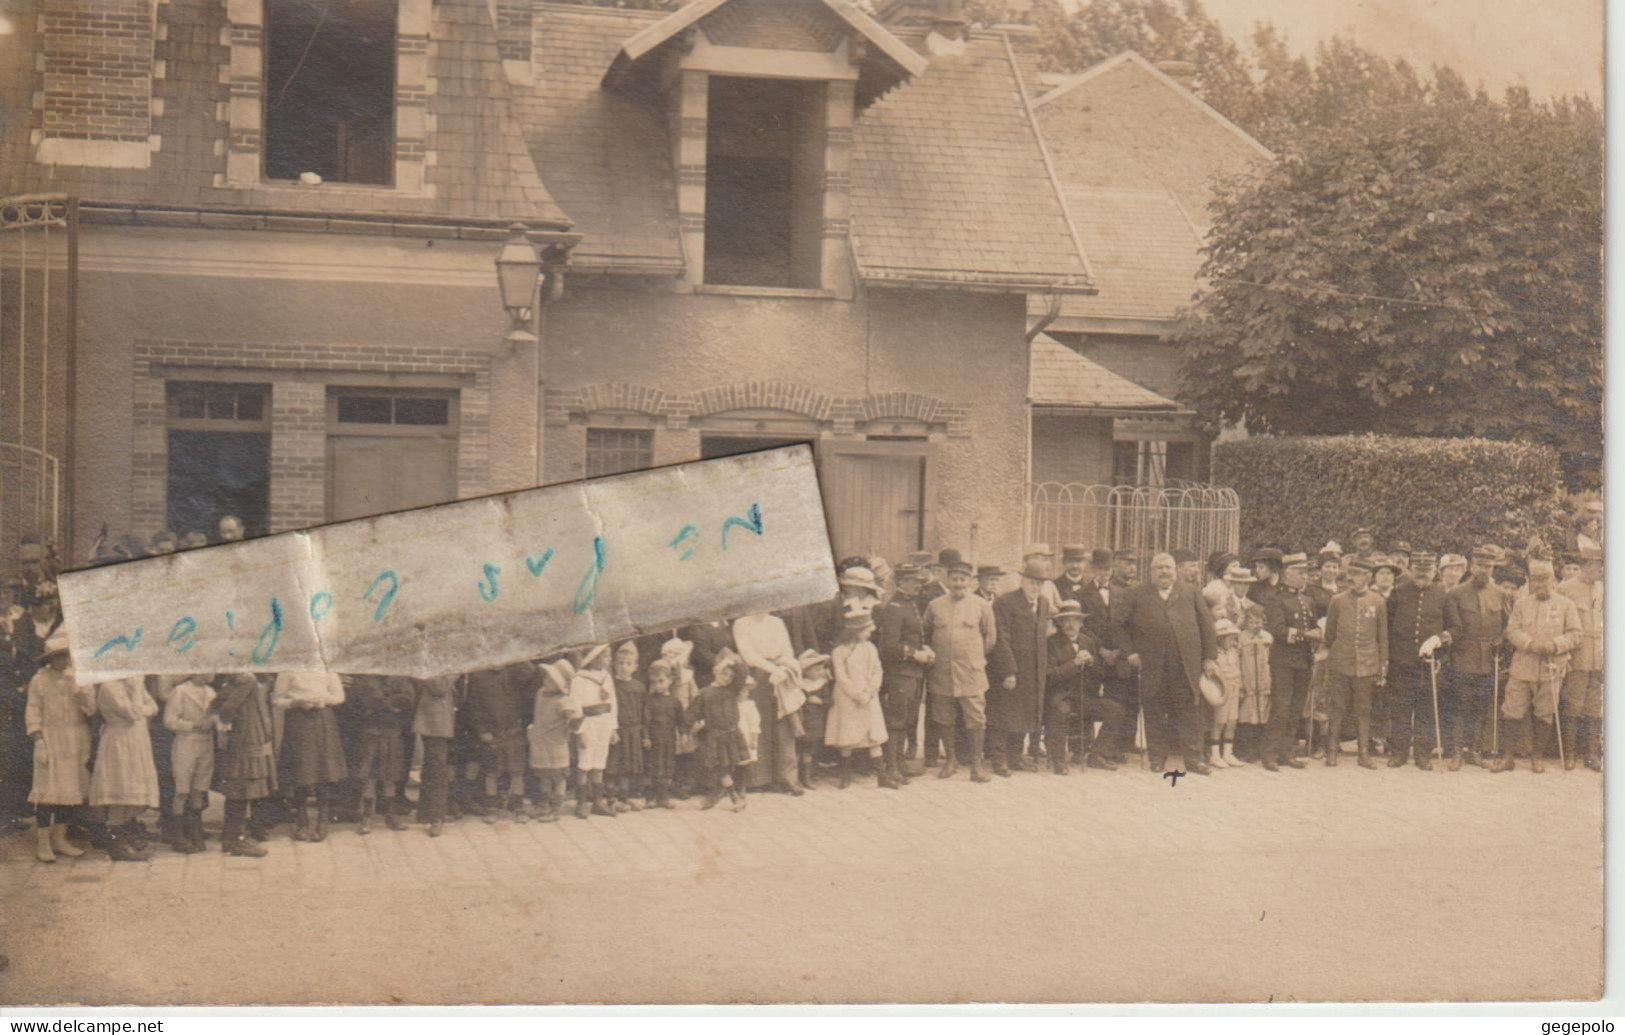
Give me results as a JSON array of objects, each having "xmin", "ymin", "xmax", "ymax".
[
  {"xmin": 874, "ymin": 565, "xmax": 935, "ymax": 787},
  {"xmin": 923, "ymin": 557, "xmax": 996, "ymax": 782},
  {"xmin": 1261, "ymin": 552, "xmax": 1320, "ymax": 771},
  {"xmin": 988, "ymin": 559, "xmax": 1054, "ymax": 775},
  {"xmin": 1445, "ymin": 547, "xmax": 1511, "ymax": 767},
  {"xmin": 1385, "ymin": 552, "xmax": 1452, "ymax": 769},
  {"xmin": 1043, "ymin": 599, "xmax": 1124, "ymax": 773},
  {"xmin": 1322, "ymin": 557, "xmax": 1388, "ymax": 768},
  {"xmin": 1556, "ymin": 545, "xmax": 1603, "ymax": 770},
  {"xmin": 1499, "ymin": 558, "xmax": 1581, "ymax": 773},
  {"xmin": 1115, "ymin": 552, "xmax": 1221, "ymax": 774}
]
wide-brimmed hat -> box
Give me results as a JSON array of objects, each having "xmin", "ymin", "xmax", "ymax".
[
  {"xmin": 976, "ymin": 564, "xmax": 1004, "ymax": 579},
  {"xmin": 838, "ymin": 566, "xmax": 881, "ymax": 595},
  {"xmin": 1249, "ymin": 548, "xmax": 1284, "ymax": 567},
  {"xmin": 578, "ymin": 644, "xmax": 610, "ymax": 668},
  {"xmin": 1053, "ymin": 599, "xmax": 1085, "ymax": 621},
  {"xmin": 1199, "ymin": 674, "xmax": 1225, "ymax": 707},
  {"xmin": 797, "ymin": 648, "xmax": 830, "ymax": 670},
  {"xmin": 1213, "ymin": 618, "xmax": 1241, "ymax": 638},
  {"xmin": 39, "ymin": 630, "xmax": 70, "ymax": 663},
  {"xmin": 1018, "ymin": 559, "xmax": 1050, "ymax": 581},
  {"xmin": 1223, "ymin": 561, "xmax": 1256, "ymax": 583},
  {"xmin": 541, "ymin": 658, "xmax": 576, "ymax": 693}
]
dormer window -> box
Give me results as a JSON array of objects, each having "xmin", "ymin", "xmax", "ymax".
[
  {"xmin": 264, "ymin": 0, "xmax": 397, "ymax": 185},
  {"xmin": 704, "ymin": 77, "xmax": 828, "ymax": 289}
]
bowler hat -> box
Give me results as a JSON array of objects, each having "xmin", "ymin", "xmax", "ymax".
[
  {"xmin": 976, "ymin": 564, "xmax": 1005, "ymax": 579},
  {"xmin": 1090, "ymin": 548, "xmax": 1114, "ymax": 567},
  {"xmin": 1171, "ymin": 548, "xmax": 1199, "ymax": 565},
  {"xmin": 937, "ymin": 549, "xmax": 963, "ymax": 568},
  {"xmin": 1250, "ymin": 548, "xmax": 1284, "ymax": 567},
  {"xmin": 1061, "ymin": 545, "xmax": 1089, "ymax": 563}
]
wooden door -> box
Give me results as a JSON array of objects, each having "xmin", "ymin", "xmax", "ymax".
[
  {"xmin": 325, "ymin": 389, "xmax": 458, "ymax": 522},
  {"xmin": 821, "ymin": 444, "xmax": 929, "ymax": 561}
]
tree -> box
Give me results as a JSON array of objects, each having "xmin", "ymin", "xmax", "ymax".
[{"xmin": 1172, "ymin": 90, "xmax": 1603, "ymax": 487}]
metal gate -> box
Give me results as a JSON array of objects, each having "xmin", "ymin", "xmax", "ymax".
[
  {"xmin": 1, "ymin": 194, "xmax": 77, "ymax": 580},
  {"xmin": 1028, "ymin": 481, "xmax": 1240, "ymax": 575}
]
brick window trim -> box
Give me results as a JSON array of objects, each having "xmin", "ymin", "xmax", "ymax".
[
  {"xmin": 545, "ymin": 381, "xmax": 973, "ymax": 439},
  {"xmin": 218, "ymin": 0, "xmax": 435, "ymax": 195},
  {"xmin": 129, "ymin": 338, "xmax": 491, "ymax": 536}
]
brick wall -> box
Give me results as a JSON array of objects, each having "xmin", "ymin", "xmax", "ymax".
[
  {"xmin": 131, "ymin": 339, "xmax": 493, "ymax": 537},
  {"xmin": 493, "ymin": 0, "xmax": 533, "ymax": 62},
  {"xmin": 35, "ymin": 0, "xmax": 158, "ymax": 167}
]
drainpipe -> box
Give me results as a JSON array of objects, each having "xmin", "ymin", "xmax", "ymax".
[{"xmin": 535, "ymin": 241, "xmax": 574, "ymax": 488}]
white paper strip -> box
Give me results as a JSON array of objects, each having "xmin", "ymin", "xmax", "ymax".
[{"xmin": 58, "ymin": 446, "xmax": 835, "ymax": 679}]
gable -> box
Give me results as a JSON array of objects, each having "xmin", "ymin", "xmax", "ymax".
[{"xmin": 701, "ymin": 0, "xmax": 849, "ymax": 52}]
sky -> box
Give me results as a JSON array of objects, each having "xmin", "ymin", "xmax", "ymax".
[{"xmin": 1065, "ymin": 0, "xmax": 1604, "ymax": 101}]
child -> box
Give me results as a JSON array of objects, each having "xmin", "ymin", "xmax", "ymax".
[
  {"xmin": 349, "ymin": 676, "xmax": 415, "ymax": 833},
  {"xmin": 607, "ymin": 642, "xmax": 647, "ymax": 812},
  {"xmin": 1236, "ymin": 605, "xmax": 1274, "ymax": 763},
  {"xmin": 90, "ymin": 675, "xmax": 162, "ymax": 858},
  {"xmin": 163, "ymin": 672, "xmax": 218, "ymax": 853},
  {"xmin": 527, "ymin": 660, "xmax": 579, "ymax": 823},
  {"xmin": 465, "ymin": 664, "xmax": 532, "ymax": 822},
  {"xmin": 271, "ymin": 672, "xmax": 347, "ymax": 843},
  {"xmin": 213, "ymin": 673, "xmax": 274, "ymax": 856},
  {"xmin": 824, "ymin": 607, "xmax": 887, "ymax": 789},
  {"xmin": 642, "ymin": 660, "xmax": 685, "ymax": 809},
  {"xmin": 689, "ymin": 649, "xmax": 750, "ymax": 811},
  {"xmin": 1207, "ymin": 619, "xmax": 1244, "ymax": 768},
  {"xmin": 25, "ymin": 632, "xmax": 95, "ymax": 863},
  {"xmin": 661, "ymin": 637, "xmax": 700, "ymax": 796},
  {"xmin": 569, "ymin": 645, "xmax": 619, "ymax": 819},
  {"xmin": 794, "ymin": 649, "xmax": 831, "ymax": 790}
]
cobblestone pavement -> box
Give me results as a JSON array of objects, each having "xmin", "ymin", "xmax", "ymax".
[{"xmin": 0, "ymin": 759, "xmax": 1601, "ymax": 1006}]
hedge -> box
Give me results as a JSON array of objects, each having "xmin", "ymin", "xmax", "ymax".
[{"xmin": 1212, "ymin": 435, "xmax": 1569, "ymax": 554}]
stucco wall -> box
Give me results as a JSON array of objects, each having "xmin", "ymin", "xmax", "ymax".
[
  {"xmin": 1031, "ymin": 414, "xmax": 1113, "ymax": 485},
  {"xmin": 541, "ymin": 280, "xmax": 1031, "ymax": 565}
]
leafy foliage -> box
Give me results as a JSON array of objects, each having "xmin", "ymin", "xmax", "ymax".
[
  {"xmin": 1213, "ymin": 436, "xmax": 1568, "ymax": 553},
  {"xmin": 1174, "ymin": 90, "xmax": 1602, "ymax": 488}
]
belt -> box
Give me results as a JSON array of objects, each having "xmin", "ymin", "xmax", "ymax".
[{"xmin": 581, "ymin": 704, "xmax": 612, "ymax": 717}]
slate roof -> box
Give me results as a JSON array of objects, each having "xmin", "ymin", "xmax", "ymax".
[
  {"xmin": 1029, "ymin": 333, "xmax": 1183, "ymax": 411},
  {"xmin": 1036, "ymin": 186, "xmax": 1205, "ymax": 324},
  {"xmin": 849, "ymin": 30, "xmax": 1094, "ymax": 292},
  {"xmin": 513, "ymin": 5, "xmax": 683, "ymax": 271},
  {"xmin": 0, "ymin": 0, "xmax": 569, "ymax": 231}
]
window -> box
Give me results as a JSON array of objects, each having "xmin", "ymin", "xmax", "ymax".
[
  {"xmin": 165, "ymin": 382, "xmax": 271, "ymax": 541},
  {"xmin": 1113, "ymin": 440, "xmax": 1169, "ymax": 487},
  {"xmin": 264, "ymin": 0, "xmax": 397, "ymax": 185},
  {"xmin": 335, "ymin": 393, "xmax": 450, "ymax": 426},
  {"xmin": 586, "ymin": 429, "xmax": 654, "ymax": 478},
  {"xmin": 704, "ymin": 76, "xmax": 827, "ymax": 288}
]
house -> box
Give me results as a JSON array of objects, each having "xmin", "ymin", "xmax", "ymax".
[
  {"xmin": 0, "ymin": 0, "xmax": 1092, "ymax": 573},
  {"xmin": 1026, "ymin": 50, "xmax": 1274, "ymax": 489}
]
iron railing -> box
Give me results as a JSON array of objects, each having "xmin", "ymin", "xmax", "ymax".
[{"xmin": 1028, "ymin": 481, "xmax": 1240, "ymax": 576}]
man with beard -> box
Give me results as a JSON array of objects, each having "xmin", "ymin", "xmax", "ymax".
[
  {"xmin": 1116, "ymin": 553, "xmax": 1220, "ymax": 775},
  {"xmin": 1444, "ymin": 547, "xmax": 1510, "ymax": 768},
  {"xmin": 1386, "ymin": 552, "xmax": 1452, "ymax": 770}
]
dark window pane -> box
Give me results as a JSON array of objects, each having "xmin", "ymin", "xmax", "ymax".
[
  {"xmin": 206, "ymin": 386, "xmax": 237, "ymax": 421},
  {"xmin": 337, "ymin": 395, "xmax": 393, "ymax": 423},
  {"xmin": 235, "ymin": 389, "xmax": 265, "ymax": 422},
  {"xmin": 585, "ymin": 429, "xmax": 652, "ymax": 478},
  {"xmin": 394, "ymin": 397, "xmax": 449, "ymax": 425},
  {"xmin": 170, "ymin": 383, "xmax": 206, "ymax": 420}
]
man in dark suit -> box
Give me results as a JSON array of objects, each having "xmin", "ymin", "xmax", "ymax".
[
  {"xmin": 1082, "ymin": 548, "xmax": 1132, "ymax": 762},
  {"xmin": 1115, "ymin": 552, "xmax": 1220, "ymax": 774},
  {"xmin": 987, "ymin": 561, "xmax": 1051, "ymax": 776}
]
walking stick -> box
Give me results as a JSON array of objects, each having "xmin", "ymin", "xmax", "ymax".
[
  {"xmin": 1491, "ymin": 656, "xmax": 1500, "ymax": 757},
  {"xmin": 1543, "ymin": 655, "xmax": 1565, "ymax": 769},
  {"xmin": 1428, "ymin": 655, "xmax": 1444, "ymax": 761}
]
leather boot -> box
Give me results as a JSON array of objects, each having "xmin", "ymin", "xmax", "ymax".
[
  {"xmin": 225, "ymin": 833, "xmax": 268, "ymax": 857},
  {"xmin": 990, "ymin": 734, "xmax": 1011, "ymax": 778},
  {"xmin": 159, "ymin": 812, "xmax": 182, "ymax": 850},
  {"xmin": 357, "ymin": 797, "xmax": 374, "ymax": 835},
  {"xmin": 311, "ymin": 801, "xmax": 329, "ymax": 843},
  {"xmin": 49, "ymin": 822, "xmax": 84, "ymax": 858},
  {"xmin": 173, "ymin": 810, "xmax": 201, "ymax": 854},
  {"xmin": 1356, "ymin": 716, "xmax": 1378, "ymax": 768},
  {"xmin": 386, "ymin": 798, "xmax": 409, "ymax": 831},
  {"xmin": 893, "ymin": 739, "xmax": 911, "ymax": 784},
  {"xmin": 190, "ymin": 810, "xmax": 209, "ymax": 852},
  {"xmin": 837, "ymin": 754, "xmax": 852, "ymax": 789},
  {"xmin": 292, "ymin": 798, "xmax": 311, "ymax": 842},
  {"xmin": 878, "ymin": 742, "xmax": 901, "ymax": 789},
  {"xmin": 35, "ymin": 824, "xmax": 56, "ymax": 863},
  {"xmin": 799, "ymin": 753, "xmax": 817, "ymax": 790},
  {"xmin": 105, "ymin": 827, "xmax": 149, "ymax": 862},
  {"xmin": 1585, "ymin": 719, "xmax": 1604, "ymax": 771},
  {"xmin": 1562, "ymin": 718, "xmax": 1581, "ymax": 770},
  {"xmin": 937, "ymin": 738, "xmax": 959, "ymax": 779},
  {"xmin": 1531, "ymin": 720, "xmax": 1551, "ymax": 773},
  {"xmin": 575, "ymin": 782, "xmax": 591, "ymax": 819},
  {"xmin": 592, "ymin": 782, "xmax": 616, "ymax": 817},
  {"xmin": 968, "ymin": 729, "xmax": 991, "ymax": 783}
]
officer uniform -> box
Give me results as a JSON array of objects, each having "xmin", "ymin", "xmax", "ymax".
[
  {"xmin": 1322, "ymin": 558, "xmax": 1389, "ymax": 767},
  {"xmin": 1500, "ymin": 560, "xmax": 1581, "ymax": 772},
  {"xmin": 923, "ymin": 561, "xmax": 997, "ymax": 782},
  {"xmin": 1261, "ymin": 553, "xmax": 1317, "ymax": 770},
  {"xmin": 1385, "ymin": 553, "xmax": 1451, "ymax": 768},
  {"xmin": 1444, "ymin": 546, "xmax": 1510, "ymax": 764},
  {"xmin": 1556, "ymin": 546, "xmax": 1602, "ymax": 768},
  {"xmin": 873, "ymin": 567, "xmax": 928, "ymax": 786}
]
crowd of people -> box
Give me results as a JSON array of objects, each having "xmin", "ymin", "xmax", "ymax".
[{"xmin": 0, "ymin": 508, "xmax": 1604, "ymax": 866}]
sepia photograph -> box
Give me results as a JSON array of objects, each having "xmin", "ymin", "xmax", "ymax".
[{"xmin": 0, "ymin": 0, "xmax": 1606, "ymax": 1008}]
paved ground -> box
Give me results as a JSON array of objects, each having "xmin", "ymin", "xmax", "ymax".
[{"xmin": 0, "ymin": 758, "xmax": 1602, "ymax": 1006}]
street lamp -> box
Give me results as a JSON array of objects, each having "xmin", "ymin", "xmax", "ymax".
[{"xmin": 495, "ymin": 222, "xmax": 541, "ymax": 347}]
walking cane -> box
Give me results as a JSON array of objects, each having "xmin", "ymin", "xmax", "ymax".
[
  {"xmin": 1428, "ymin": 655, "xmax": 1444, "ymax": 762},
  {"xmin": 1542, "ymin": 655, "xmax": 1565, "ymax": 770},
  {"xmin": 1491, "ymin": 655, "xmax": 1500, "ymax": 757}
]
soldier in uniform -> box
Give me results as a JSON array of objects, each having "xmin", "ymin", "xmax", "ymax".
[
  {"xmin": 1497, "ymin": 559, "xmax": 1581, "ymax": 773},
  {"xmin": 1111, "ymin": 549, "xmax": 1138, "ymax": 591},
  {"xmin": 873, "ymin": 565, "xmax": 933, "ymax": 787},
  {"xmin": 1445, "ymin": 546, "xmax": 1510, "ymax": 768},
  {"xmin": 923, "ymin": 559, "xmax": 996, "ymax": 783},
  {"xmin": 1385, "ymin": 552, "xmax": 1452, "ymax": 769},
  {"xmin": 1261, "ymin": 552, "xmax": 1320, "ymax": 771},
  {"xmin": 1556, "ymin": 545, "xmax": 1603, "ymax": 770},
  {"xmin": 1322, "ymin": 557, "xmax": 1388, "ymax": 768}
]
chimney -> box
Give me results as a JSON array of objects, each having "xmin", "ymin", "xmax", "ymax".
[
  {"xmin": 35, "ymin": 0, "xmax": 158, "ymax": 169},
  {"xmin": 1155, "ymin": 60, "xmax": 1199, "ymax": 91},
  {"xmin": 881, "ymin": 0, "xmax": 968, "ymax": 38}
]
